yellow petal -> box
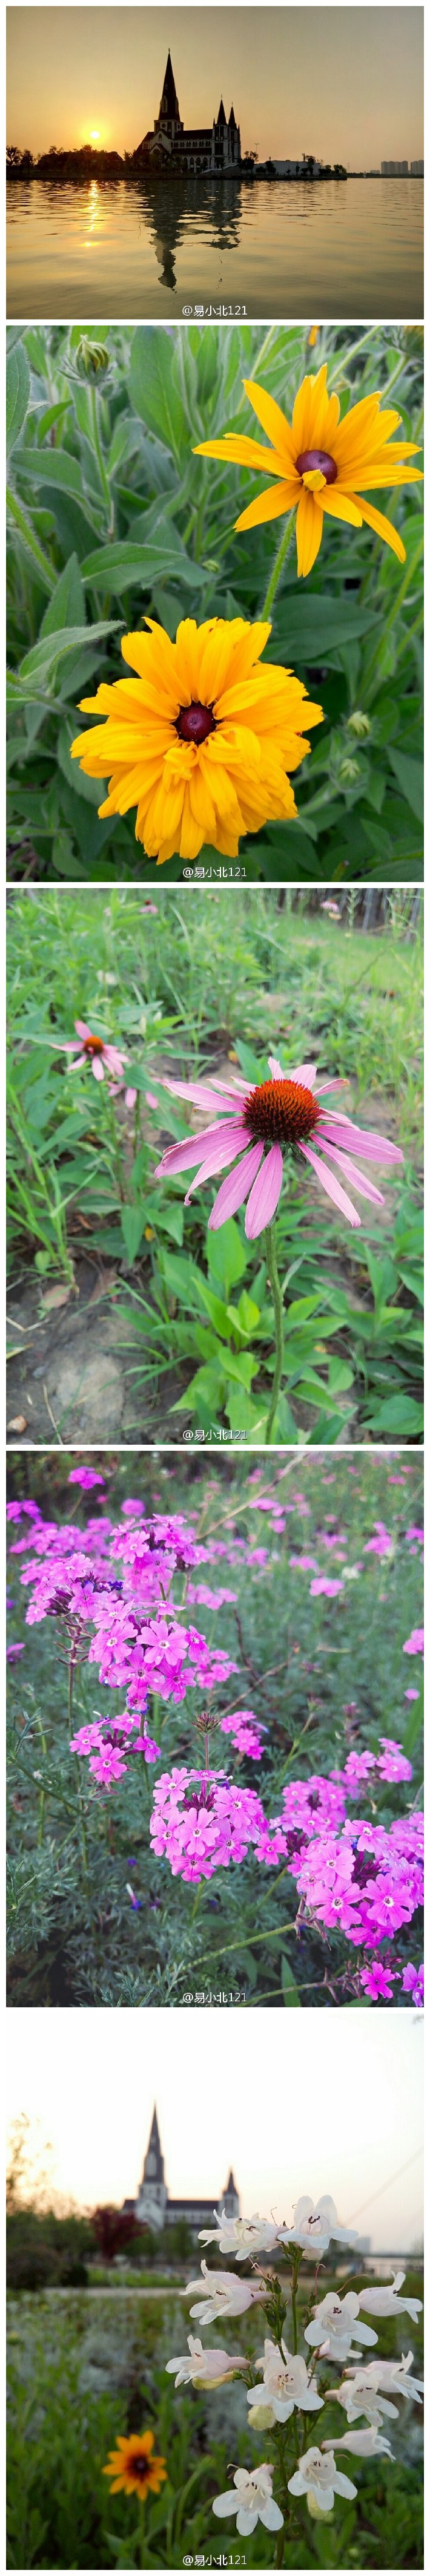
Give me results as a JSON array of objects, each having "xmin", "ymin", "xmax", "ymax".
[
  {"xmin": 242, "ymin": 378, "xmax": 297, "ymax": 464},
  {"xmin": 296, "ymin": 489, "xmax": 324, "ymax": 577},
  {"xmin": 356, "ymin": 497, "xmax": 406, "ymax": 561},
  {"xmin": 194, "ymin": 433, "xmax": 290, "ymax": 478},
  {"xmin": 234, "ymin": 483, "xmax": 295, "ymax": 533},
  {"xmin": 320, "ymin": 488, "xmax": 363, "ymax": 529}
]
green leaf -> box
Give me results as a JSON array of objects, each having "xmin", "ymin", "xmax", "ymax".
[
  {"xmin": 16, "ymin": 618, "xmax": 121, "ymax": 688},
  {"xmin": 120, "ymin": 1206, "xmax": 145, "ymax": 1264},
  {"xmin": 388, "ymin": 748, "xmax": 424, "ymax": 823},
  {"xmin": 280, "ymin": 1955, "xmax": 301, "ymax": 2006},
  {"xmin": 40, "ymin": 553, "xmax": 85, "ymax": 637},
  {"xmin": 366, "ymin": 1393, "xmax": 423, "ymax": 1435},
  {"xmin": 6, "ymin": 340, "xmax": 30, "ymax": 455},
  {"xmin": 207, "ymin": 1217, "xmax": 247, "ymax": 1297},
  {"xmin": 81, "ymin": 531, "xmax": 207, "ymax": 595},
  {"xmin": 129, "ymin": 329, "xmax": 188, "ymax": 463},
  {"xmin": 273, "ymin": 592, "xmax": 376, "ymax": 662}
]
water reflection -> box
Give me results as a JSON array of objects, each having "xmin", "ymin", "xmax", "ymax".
[
  {"xmin": 7, "ymin": 175, "xmax": 423, "ymax": 320},
  {"xmin": 142, "ymin": 174, "xmax": 242, "ymax": 292}
]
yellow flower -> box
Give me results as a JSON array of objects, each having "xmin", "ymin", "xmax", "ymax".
[
  {"xmin": 70, "ymin": 615, "xmax": 323, "ymax": 863},
  {"xmin": 102, "ymin": 2429, "xmax": 167, "ymax": 2499},
  {"xmin": 194, "ymin": 363, "xmax": 423, "ymax": 578}
]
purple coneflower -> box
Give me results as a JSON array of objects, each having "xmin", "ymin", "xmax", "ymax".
[
  {"xmin": 57, "ymin": 1019, "xmax": 127, "ymax": 1083},
  {"xmin": 154, "ymin": 1054, "xmax": 403, "ymax": 1238}
]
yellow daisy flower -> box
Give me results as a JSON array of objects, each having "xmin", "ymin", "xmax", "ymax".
[
  {"xmin": 70, "ymin": 615, "xmax": 323, "ymax": 863},
  {"xmin": 102, "ymin": 2428, "xmax": 167, "ymax": 2499},
  {"xmin": 194, "ymin": 363, "xmax": 423, "ymax": 578}
]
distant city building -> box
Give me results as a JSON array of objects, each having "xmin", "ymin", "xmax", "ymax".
[
  {"xmin": 123, "ymin": 2105, "xmax": 240, "ymax": 2238},
  {"xmin": 134, "ymin": 49, "xmax": 241, "ymax": 174},
  {"xmin": 411, "ymin": 160, "xmax": 424, "ymax": 175},
  {"xmin": 381, "ymin": 160, "xmax": 409, "ymax": 175}
]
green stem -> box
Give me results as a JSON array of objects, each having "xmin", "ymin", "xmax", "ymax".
[
  {"xmin": 6, "ymin": 483, "xmax": 55, "ymax": 591},
  {"xmin": 137, "ymin": 2497, "xmax": 146, "ymax": 2566},
  {"xmin": 90, "ymin": 386, "xmax": 113, "ymax": 524},
  {"xmin": 265, "ymin": 1220, "xmax": 284, "ymax": 1443},
  {"xmin": 260, "ymin": 512, "xmax": 295, "ymax": 621}
]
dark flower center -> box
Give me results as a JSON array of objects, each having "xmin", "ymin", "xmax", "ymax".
[
  {"xmin": 296, "ymin": 448, "xmax": 337, "ymax": 483},
  {"xmin": 243, "ymin": 1077, "xmax": 321, "ymax": 1147},
  {"xmin": 128, "ymin": 2454, "xmax": 151, "ymax": 2485},
  {"xmin": 84, "ymin": 1033, "xmax": 104, "ymax": 1054},
  {"xmin": 176, "ymin": 701, "xmax": 216, "ymax": 745}
]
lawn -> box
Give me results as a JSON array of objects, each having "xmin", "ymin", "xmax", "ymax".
[
  {"xmin": 7, "ymin": 887, "xmax": 423, "ymax": 1444},
  {"xmin": 6, "ymin": 321, "xmax": 423, "ymax": 881},
  {"xmin": 7, "ymin": 1448, "xmax": 423, "ymax": 2009}
]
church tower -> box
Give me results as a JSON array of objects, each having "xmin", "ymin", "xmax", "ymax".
[
  {"xmin": 154, "ymin": 51, "xmax": 184, "ymax": 144},
  {"xmin": 136, "ymin": 2105, "xmax": 167, "ymax": 2224},
  {"xmin": 222, "ymin": 2166, "xmax": 240, "ymax": 2217}
]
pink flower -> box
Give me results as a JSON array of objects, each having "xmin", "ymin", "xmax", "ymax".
[
  {"xmin": 376, "ymin": 1739, "xmax": 412, "ymax": 1784},
  {"xmin": 309, "ymin": 1575, "xmax": 344, "ymax": 1597},
  {"xmin": 360, "ymin": 1960, "xmax": 396, "ymax": 2001},
  {"xmin": 56, "ymin": 1020, "xmax": 127, "ymax": 1082},
  {"xmin": 153, "ymin": 1054, "xmax": 403, "ymax": 1240},
  {"xmin": 403, "ymin": 1627, "xmax": 424, "ymax": 1656},
  {"xmin": 402, "ymin": 1961, "xmax": 423, "ymax": 2005},
  {"xmin": 68, "ymin": 1466, "xmax": 105, "ymax": 1491}
]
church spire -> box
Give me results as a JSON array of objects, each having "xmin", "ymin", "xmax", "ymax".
[
  {"xmin": 159, "ymin": 51, "xmax": 180, "ymax": 121},
  {"xmin": 216, "ymin": 98, "xmax": 227, "ymax": 126}
]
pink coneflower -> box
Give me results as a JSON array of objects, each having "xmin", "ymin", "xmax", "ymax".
[
  {"xmin": 57, "ymin": 1020, "xmax": 127, "ymax": 1084},
  {"xmin": 154, "ymin": 1055, "xmax": 403, "ymax": 1240}
]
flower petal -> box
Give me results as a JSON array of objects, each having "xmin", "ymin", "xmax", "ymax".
[
  {"xmin": 296, "ymin": 490, "xmax": 324, "ymax": 578},
  {"xmin": 298, "ymin": 1142, "xmax": 361, "ymax": 1226},
  {"xmin": 154, "ymin": 1119, "xmax": 246, "ymax": 1178},
  {"xmin": 318, "ymin": 1115, "xmax": 403, "ymax": 1165},
  {"xmin": 355, "ymin": 497, "xmax": 406, "ymax": 560},
  {"xmin": 184, "ymin": 1126, "xmax": 253, "ymax": 1200},
  {"xmin": 234, "ymin": 484, "xmax": 294, "ymax": 534},
  {"xmin": 317, "ymin": 1140, "xmax": 385, "ymax": 1206},
  {"xmin": 208, "ymin": 1143, "xmax": 265, "ymax": 1229},
  {"xmin": 245, "ymin": 1144, "xmax": 283, "ymax": 1238}
]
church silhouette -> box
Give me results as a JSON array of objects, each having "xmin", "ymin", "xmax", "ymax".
[
  {"xmin": 133, "ymin": 49, "xmax": 241, "ymax": 176},
  {"xmin": 122, "ymin": 2105, "xmax": 240, "ymax": 2238}
]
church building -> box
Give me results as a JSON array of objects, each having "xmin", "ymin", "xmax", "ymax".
[
  {"xmin": 123, "ymin": 2105, "xmax": 240, "ymax": 2237},
  {"xmin": 134, "ymin": 50, "xmax": 241, "ymax": 175}
]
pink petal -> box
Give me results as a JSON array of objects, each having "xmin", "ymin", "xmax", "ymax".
[
  {"xmin": 74, "ymin": 1019, "xmax": 91, "ymax": 1042},
  {"xmin": 91, "ymin": 1058, "xmax": 105, "ymax": 1081},
  {"xmin": 314, "ymin": 1077, "xmax": 346, "ymax": 1097},
  {"xmin": 154, "ymin": 1117, "xmax": 248, "ymax": 1178},
  {"xmin": 317, "ymin": 1140, "xmax": 385, "ymax": 1206},
  {"xmin": 245, "ymin": 1143, "xmax": 283, "ymax": 1239},
  {"xmin": 160, "ymin": 1074, "xmax": 243, "ymax": 1112},
  {"xmin": 299, "ymin": 1142, "xmax": 360, "ymax": 1227},
  {"xmin": 185, "ymin": 1127, "xmax": 254, "ymax": 1201},
  {"xmin": 290, "ymin": 1061, "xmax": 317, "ymax": 1087},
  {"xmin": 268, "ymin": 1055, "xmax": 284, "ymax": 1079},
  {"xmin": 318, "ymin": 1115, "xmax": 403, "ymax": 1165},
  {"xmin": 208, "ymin": 1143, "xmax": 265, "ymax": 1230},
  {"xmin": 125, "ymin": 1087, "xmax": 137, "ymax": 1108}
]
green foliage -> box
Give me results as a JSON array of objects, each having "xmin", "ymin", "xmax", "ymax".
[
  {"xmin": 7, "ymin": 889, "xmax": 423, "ymax": 1442},
  {"xmin": 6, "ymin": 323, "xmax": 423, "ymax": 880},
  {"xmin": 6, "ymin": 1450, "xmax": 423, "ymax": 2009}
]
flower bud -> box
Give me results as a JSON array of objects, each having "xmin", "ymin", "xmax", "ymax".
[
  {"xmin": 338, "ymin": 756, "xmax": 360, "ymax": 785},
  {"xmin": 75, "ymin": 336, "xmax": 110, "ymax": 378},
  {"xmin": 307, "ymin": 2493, "xmax": 335, "ymax": 2520},
  {"xmin": 347, "ymin": 709, "xmax": 371, "ymax": 738},
  {"xmin": 247, "ymin": 2401, "xmax": 276, "ymax": 2430}
]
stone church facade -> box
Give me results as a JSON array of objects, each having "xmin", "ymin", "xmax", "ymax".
[
  {"xmin": 123, "ymin": 2106, "xmax": 240, "ymax": 2237},
  {"xmin": 134, "ymin": 51, "xmax": 241, "ymax": 175}
]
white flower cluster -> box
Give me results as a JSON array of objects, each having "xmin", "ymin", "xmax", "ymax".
[{"xmin": 165, "ymin": 2194, "xmax": 423, "ymax": 2536}]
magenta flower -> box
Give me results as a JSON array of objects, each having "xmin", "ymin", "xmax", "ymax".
[
  {"xmin": 403, "ymin": 1627, "xmax": 424, "ymax": 1655},
  {"xmin": 56, "ymin": 1019, "xmax": 127, "ymax": 1082},
  {"xmin": 153, "ymin": 1054, "xmax": 403, "ymax": 1238}
]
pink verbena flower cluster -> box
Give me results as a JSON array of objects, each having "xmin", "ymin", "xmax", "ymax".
[
  {"xmin": 150, "ymin": 1768, "xmax": 267, "ymax": 1883},
  {"xmin": 286, "ymin": 1815, "xmax": 423, "ymax": 1947}
]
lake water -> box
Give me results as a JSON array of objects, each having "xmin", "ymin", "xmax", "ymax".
[{"xmin": 7, "ymin": 175, "xmax": 423, "ymax": 321}]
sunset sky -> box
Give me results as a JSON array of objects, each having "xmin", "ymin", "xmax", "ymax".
[
  {"xmin": 7, "ymin": 5, "xmax": 424, "ymax": 165},
  {"xmin": 7, "ymin": 2011, "xmax": 423, "ymax": 2251}
]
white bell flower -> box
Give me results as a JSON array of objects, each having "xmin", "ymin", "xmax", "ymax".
[
  {"xmin": 199, "ymin": 2207, "xmax": 279, "ymax": 2260},
  {"xmin": 213, "ymin": 2462, "xmax": 283, "ymax": 2535},
  {"xmin": 278, "ymin": 2195, "xmax": 357, "ymax": 2257},
  {"xmin": 305, "ymin": 2290, "xmax": 377, "ymax": 2364},
  {"xmin": 357, "ymin": 2270, "xmax": 423, "ymax": 2324},
  {"xmin": 288, "ymin": 2447, "xmax": 357, "ymax": 2513},
  {"xmin": 186, "ymin": 2260, "xmax": 263, "ymax": 2323},
  {"xmin": 323, "ymin": 2429, "xmax": 393, "ymax": 2459},
  {"xmin": 336, "ymin": 2375, "xmax": 399, "ymax": 2427},
  {"xmin": 248, "ymin": 2338, "xmax": 323, "ymax": 2422},
  {"xmin": 166, "ymin": 2335, "xmax": 245, "ymax": 2389}
]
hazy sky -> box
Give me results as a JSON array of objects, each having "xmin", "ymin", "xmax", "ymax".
[
  {"xmin": 7, "ymin": 2011, "xmax": 423, "ymax": 2251},
  {"xmin": 7, "ymin": 7, "xmax": 424, "ymax": 162}
]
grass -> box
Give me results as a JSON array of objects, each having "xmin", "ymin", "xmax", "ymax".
[
  {"xmin": 6, "ymin": 321, "xmax": 423, "ymax": 883},
  {"xmin": 6, "ymin": 1448, "xmax": 423, "ymax": 2009},
  {"xmin": 7, "ymin": 887, "xmax": 423, "ymax": 1443},
  {"xmin": 7, "ymin": 2269, "xmax": 424, "ymax": 2567}
]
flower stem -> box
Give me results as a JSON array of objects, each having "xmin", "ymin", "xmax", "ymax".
[
  {"xmin": 137, "ymin": 2498, "xmax": 146, "ymax": 2566},
  {"xmin": 260, "ymin": 513, "xmax": 295, "ymax": 621},
  {"xmin": 265, "ymin": 1221, "xmax": 284, "ymax": 1443}
]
